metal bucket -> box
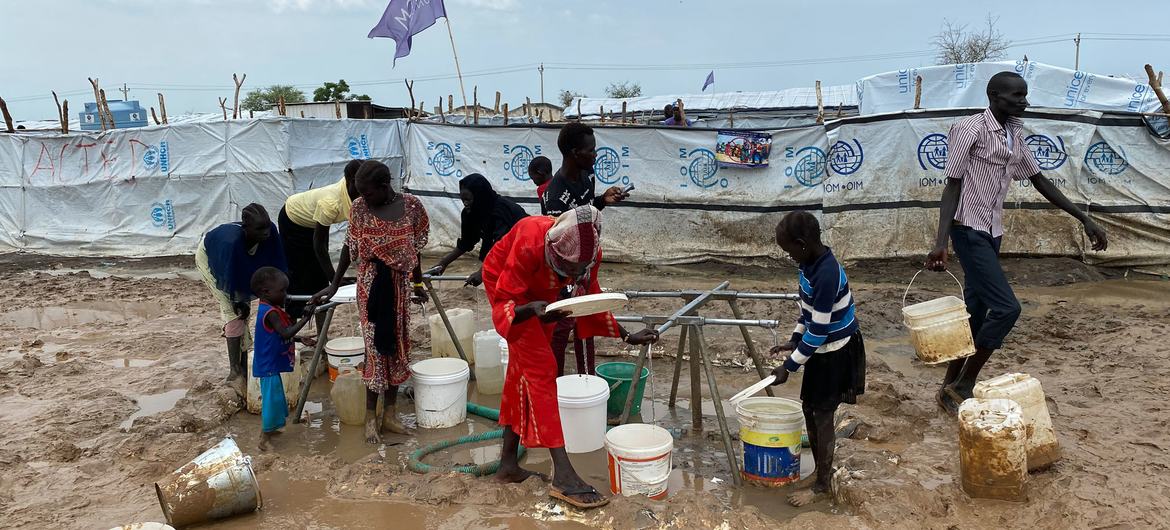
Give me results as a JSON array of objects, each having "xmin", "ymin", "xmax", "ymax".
[{"xmin": 154, "ymin": 437, "xmax": 261, "ymax": 527}]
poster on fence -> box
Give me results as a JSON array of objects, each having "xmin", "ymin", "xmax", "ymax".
[{"xmin": 715, "ymin": 130, "xmax": 772, "ymax": 168}]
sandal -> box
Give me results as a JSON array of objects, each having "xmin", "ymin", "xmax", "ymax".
[{"xmin": 549, "ymin": 484, "xmax": 609, "ymax": 509}]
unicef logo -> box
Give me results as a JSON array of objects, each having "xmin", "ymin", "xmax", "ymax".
[
  {"xmin": 682, "ymin": 148, "xmax": 725, "ymax": 188},
  {"xmin": 917, "ymin": 133, "xmax": 948, "ymax": 171},
  {"xmin": 1084, "ymin": 142, "xmax": 1128, "ymax": 175},
  {"xmin": 1025, "ymin": 135, "xmax": 1067, "ymax": 170},
  {"xmin": 430, "ymin": 142, "xmax": 457, "ymax": 177},
  {"xmin": 142, "ymin": 145, "xmax": 160, "ymax": 170},
  {"xmin": 789, "ymin": 146, "xmax": 826, "ymax": 187},
  {"xmin": 594, "ymin": 147, "xmax": 629, "ymax": 186},
  {"xmin": 829, "ymin": 139, "xmax": 864, "ymax": 176},
  {"xmin": 508, "ymin": 145, "xmax": 534, "ymax": 180}
]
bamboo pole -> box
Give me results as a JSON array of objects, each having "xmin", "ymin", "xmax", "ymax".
[
  {"xmin": 913, "ymin": 75, "xmax": 923, "ymax": 110},
  {"xmin": 88, "ymin": 78, "xmax": 107, "ymax": 130},
  {"xmin": 99, "ymin": 89, "xmax": 115, "ymax": 129},
  {"xmin": 219, "ymin": 97, "xmax": 228, "ymax": 120},
  {"xmin": 232, "ymin": 73, "xmax": 246, "ymax": 119},
  {"xmin": 157, "ymin": 92, "xmax": 168, "ymax": 124},
  {"xmin": 815, "ymin": 80, "xmax": 824, "ymax": 124},
  {"xmin": 418, "ymin": 100, "xmax": 425, "ymax": 118},
  {"xmin": 0, "ymin": 96, "xmax": 13, "ymax": 133},
  {"xmin": 52, "ymin": 91, "xmax": 64, "ymax": 132},
  {"xmin": 150, "ymin": 107, "xmax": 160, "ymax": 125},
  {"xmin": 1145, "ymin": 64, "xmax": 1170, "ymax": 115},
  {"xmin": 494, "ymin": 91, "xmax": 501, "ymax": 114},
  {"xmin": 61, "ymin": 100, "xmax": 69, "ymax": 134}
]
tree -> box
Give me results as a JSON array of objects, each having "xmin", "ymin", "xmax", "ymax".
[
  {"xmin": 241, "ymin": 85, "xmax": 306, "ymax": 112},
  {"xmin": 559, "ymin": 89, "xmax": 587, "ymax": 107},
  {"xmin": 604, "ymin": 81, "xmax": 642, "ymax": 99},
  {"xmin": 931, "ymin": 15, "xmax": 1011, "ymax": 65},
  {"xmin": 313, "ymin": 79, "xmax": 371, "ymax": 102}
]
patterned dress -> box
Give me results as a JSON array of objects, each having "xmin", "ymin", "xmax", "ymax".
[{"xmin": 347, "ymin": 194, "xmax": 429, "ymax": 392}]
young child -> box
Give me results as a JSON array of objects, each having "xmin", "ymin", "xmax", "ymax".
[
  {"xmin": 769, "ymin": 211, "xmax": 866, "ymax": 507},
  {"xmin": 250, "ymin": 266, "xmax": 317, "ymax": 451},
  {"xmin": 528, "ymin": 155, "xmax": 552, "ymax": 214}
]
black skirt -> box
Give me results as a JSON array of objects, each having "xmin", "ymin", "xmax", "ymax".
[
  {"xmin": 278, "ymin": 206, "xmax": 331, "ymax": 315},
  {"xmin": 800, "ymin": 330, "xmax": 867, "ymax": 409}
]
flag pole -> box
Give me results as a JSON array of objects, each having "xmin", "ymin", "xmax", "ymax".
[{"xmin": 444, "ymin": 17, "xmax": 470, "ymax": 121}]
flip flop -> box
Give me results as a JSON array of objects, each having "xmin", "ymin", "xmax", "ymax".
[{"xmin": 549, "ymin": 484, "xmax": 609, "ymax": 509}]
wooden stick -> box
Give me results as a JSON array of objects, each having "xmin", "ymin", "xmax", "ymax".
[
  {"xmin": 1145, "ymin": 64, "xmax": 1170, "ymax": 115},
  {"xmin": 448, "ymin": 95, "xmax": 454, "ymax": 114},
  {"xmin": 150, "ymin": 107, "xmax": 160, "ymax": 125},
  {"xmin": 219, "ymin": 97, "xmax": 228, "ymax": 120},
  {"xmin": 913, "ymin": 75, "xmax": 923, "ymax": 110},
  {"xmin": 621, "ymin": 101, "xmax": 627, "ymax": 123},
  {"xmin": 0, "ymin": 96, "xmax": 13, "ymax": 133},
  {"xmin": 88, "ymin": 78, "xmax": 107, "ymax": 130},
  {"xmin": 815, "ymin": 80, "xmax": 824, "ymax": 124},
  {"xmin": 836, "ymin": 102, "xmax": 844, "ymax": 119},
  {"xmin": 473, "ymin": 85, "xmax": 479, "ymax": 124},
  {"xmin": 438, "ymin": 103, "xmax": 446, "ymax": 123},
  {"xmin": 494, "ymin": 91, "xmax": 501, "ymax": 114},
  {"xmin": 599, "ymin": 105, "xmax": 605, "ymax": 124},
  {"xmin": 404, "ymin": 79, "xmax": 416, "ymax": 120},
  {"xmin": 249, "ymin": 109, "xmax": 254, "ymax": 119},
  {"xmin": 278, "ymin": 95, "xmax": 285, "ymax": 116},
  {"xmin": 502, "ymin": 103, "xmax": 509, "ymax": 125},
  {"xmin": 576, "ymin": 99, "xmax": 581, "ymax": 121},
  {"xmin": 99, "ymin": 89, "xmax": 115, "ymax": 129},
  {"xmin": 232, "ymin": 73, "xmax": 246, "ymax": 119},
  {"xmin": 61, "ymin": 100, "xmax": 69, "ymax": 134},
  {"xmin": 335, "ymin": 100, "xmax": 342, "ymax": 119},
  {"xmin": 300, "ymin": 110, "xmax": 305, "ymax": 118},
  {"xmin": 52, "ymin": 91, "xmax": 64, "ymax": 132},
  {"xmin": 418, "ymin": 100, "xmax": 425, "ymax": 118},
  {"xmin": 157, "ymin": 92, "xmax": 168, "ymax": 124},
  {"xmin": 525, "ymin": 97, "xmax": 532, "ymax": 122}
]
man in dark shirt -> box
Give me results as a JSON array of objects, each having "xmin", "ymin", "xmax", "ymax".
[{"xmin": 542, "ymin": 122, "xmax": 628, "ymax": 216}]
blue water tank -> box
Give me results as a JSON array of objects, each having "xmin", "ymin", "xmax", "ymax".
[{"xmin": 79, "ymin": 100, "xmax": 149, "ymax": 130}]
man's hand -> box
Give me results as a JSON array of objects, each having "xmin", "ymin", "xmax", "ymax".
[
  {"xmin": 602, "ymin": 186, "xmax": 628, "ymax": 205},
  {"xmin": 1084, "ymin": 220, "xmax": 1108, "ymax": 252},
  {"xmin": 625, "ymin": 329, "xmax": 660, "ymax": 346},
  {"xmin": 925, "ymin": 245, "xmax": 949, "ymax": 272},
  {"xmin": 233, "ymin": 301, "xmax": 250, "ymax": 320},
  {"xmin": 464, "ymin": 269, "xmax": 483, "ymax": 287},
  {"xmin": 770, "ymin": 364, "xmax": 790, "ymax": 385},
  {"xmin": 769, "ymin": 341, "xmax": 796, "ymax": 356},
  {"xmin": 311, "ymin": 284, "xmax": 337, "ymax": 306}
]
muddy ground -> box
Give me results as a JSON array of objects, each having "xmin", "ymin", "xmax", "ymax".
[{"xmin": 1, "ymin": 254, "xmax": 1168, "ymax": 529}]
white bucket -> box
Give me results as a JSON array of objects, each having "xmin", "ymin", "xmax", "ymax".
[
  {"xmin": 410, "ymin": 358, "xmax": 471, "ymax": 428},
  {"xmin": 325, "ymin": 336, "xmax": 365, "ymax": 382},
  {"xmin": 155, "ymin": 437, "xmax": 260, "ymax": 527},
  {"xmin": 245, "ymin": 350, "xmax": 302, "ymax": 415},
  {"xmin": 556, "ymin": 374, "xmax": 610, "ymax": 453},
  {"xmin": 902, "ymin": 271, "xmax": 976, "ymax": 364},
  {"xmin": 605, "ymin": 424, "xmax": 674, "ymax": 499}
]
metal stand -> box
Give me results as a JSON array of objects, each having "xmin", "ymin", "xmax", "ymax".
[{"xmin": 288, "ymin": 298, "xmax": 341, "ymax": 423}]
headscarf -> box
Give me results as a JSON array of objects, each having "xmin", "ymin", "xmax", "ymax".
[
  {"xmin": 459, "ymin": 173, "xmax": 498, "ymax": 225},
  {"xmin": 204, "ymin": 221, "xmax": 287, "ymax": 303},
  {"xmin": 544, "ymin": 205, "xmax": 602, "ymax": 294}
]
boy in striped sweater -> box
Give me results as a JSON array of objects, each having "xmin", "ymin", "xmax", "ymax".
[{"xmin": 770, "ymin": 211, "xmax": 866, "ymax": 507}]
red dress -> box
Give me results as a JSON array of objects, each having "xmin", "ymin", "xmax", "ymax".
[
  {"xmin": 347, "ymin": 195, "xmax": 430, "ymax": 392},
  {"xmin": 481, "ymin": 216, "xmax": 619, "ymax": 448}
]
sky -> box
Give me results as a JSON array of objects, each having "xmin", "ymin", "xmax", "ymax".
[{"xmin": 3, "ymin": 0, "xmax": 1169, "ymax": 120}]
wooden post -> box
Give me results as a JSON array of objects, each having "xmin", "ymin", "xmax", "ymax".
[
  {"xmin": 448, "ymin": 94, "xmax": 454, "ymax": 114},
  {"xmin": 1145, "ymin": 64, "xmax": 1170, "ymax": 115},
  {"xmin": 621, "ymin": 101, "xmax": 627, "ymax": 123},
  {"xmin": 418, "ymin": 100, "xmax": 425, "ymax": 118},
  {"xmin": 61, "ymin": 100, "xmax": 69, "ymax": 134},
  {"xmin": 502, "ymin": 103, "xmax": 509, "ymax": 126},
  {"xmin": 157, "ymin": 93, "xmax": 168, "ymax": 124},
  {"xmin": 404, "ymin": 79, "xmax": 416, "ymax": 120},
  {"xmin": 300, "ymin": 110, "xmax": 305, "ymax": 118},
  {"xmin": 525, "ymin": 97, "xmax": 532, "ymax": 122},
  {"xmin": 729, "ymin": 111, "xmax": 735, "ymax": 127},
  {"xmin": 599, "ymin": 105, "xmax": 605, "ymax": 124},
  {"xmin": 99, "ymin": 89, "xmax": 115, "ymax": 129},
  {"xmin": 473, "ymin": 86, "xmax": 479, "ymax": 124},
  {"xmin": 52, "ymin": 91, "xmax": 64, "ymax": 132},
  {"xmin": 913, "ymin": 75, "xmax": 923, "ymax": 110},
  {"xmin": 150, "ymin": 107, "xmax": 160, "ymax": 125},
  {"xmin": 232, "ymin": 73, "xmax": 246, "ymax": 119},
  {"xmin": 219, "ymin": 97, "xmax": 228, "ymax": 120},
  {"xmin": 577, "ymin": 99, "xmax": 581, "ymax": 121},
  {"xmin": 494, "ymin": 91, "xmax": 501, "ymax": 114},
  {"xmin": 278, "ymin": 95, "xmax": 285, "ymax": 116},
  {"xmin": 836, "ymin": 102, "xmax": 844, "ymax": 119},
  {"xmin": 335, "ymin": 100, "xmax": 342, "ymax": 119},
  {"xmin": 815, "ymin": 80, "xmax": 824, "ymax": 124},
  {"xmin": 88, "ymin": 78, "xmax": 107, "ymax": 130},
  {"xmin": 249, "ymin": 109, "xmax": 254, "ymax": 119},
  {"xmin": 0, "ymin": 96, "xmax": 13, "ymax": 133},
  {"xmin": 438, "ymin": 103, "xmax": 447, "ymax": 123}
]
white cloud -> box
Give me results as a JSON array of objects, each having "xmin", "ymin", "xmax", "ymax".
[
  {"xmin": 449, "ymin": 0, "xmax": 519, "ymax": 11},
  {"xmin": 268, "ymin": 0, "xmax": 374, "ymax": 12}
]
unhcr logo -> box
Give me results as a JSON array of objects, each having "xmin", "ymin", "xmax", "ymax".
[{"xmin": 150, "ymin": 200, "xmax": 175, "ymax": 231}]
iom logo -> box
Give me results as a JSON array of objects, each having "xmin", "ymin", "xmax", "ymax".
[
  {"xmin": 504, "ymin": 145, "xmax": 535, "ymax": 180},
  {"xmin": 917, "ymin": 133, "xmax": 948, "ymax": 171},
  {"xmin": 426, "ymin": 141, "xmax": 460, "ymax": 178},
  {"xmin": 593, "ymin": 146, "xmax": 630, "ymax": 186},
  {"xmin": 1084, "ymin": 142, "xmax": 1127, "ymax": 175},
  {"xmin": 788, "ymin": 146, "xmax": 826, "ymax": 187},
  {"xmin": 1025, "ymin": 135, "xmax": 1068, "ymax": 170},
  {"xmin": 680, "ymin": 148, "xmax": 724, "ymax": 188},
  {"xmin": 829, "ymin": 139, "xmax": 864, "ymax": 176}
]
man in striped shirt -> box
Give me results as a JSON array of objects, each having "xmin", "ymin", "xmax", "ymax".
[{"xmin": 926, "ymin": 72, "xmax": 1109, "ymax": 414}]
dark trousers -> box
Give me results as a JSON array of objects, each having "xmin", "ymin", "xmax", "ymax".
[
  {"xmin": 951, "ymin": 225, "xmax": 1021, "ymax": 351},
  {"xmin": 551, "ymin": 318, "xmax": 596, "ymax": 376}
]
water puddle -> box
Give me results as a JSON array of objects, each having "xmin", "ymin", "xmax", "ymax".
[
  {"xmin": 33, "ymin": 267, "xmax": 201, "ymax": 281},
  {"xmin": 0, "ymin": 302, "xmax": 164, "ymax": 330},
  {"xmin": 105, "ymin": 358, "xmax": 158, "ymax": 368},
  {"xmin": 121, "ymin": 389, "xmax": 189, "ymax": 430}
]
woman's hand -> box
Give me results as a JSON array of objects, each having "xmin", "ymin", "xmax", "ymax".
[
  {"xmin": 624, "ymin": 329, "xmax": 660, "ymax": 346},
  {"xmin": 770, "ymin": 364, "xmax": 790, "ymax": 385},
  {"xmin": 769, "ymin": 341, "xmax": 796, "ymax": 356},
  {"xmin": 311, "ymin": 284, "xmax": 337, "ymax": 305},
  {"xmin": 515, "ymin": 301, "xmax": 569, "ymax": 324},
  {"xmin": 464, "ymin": 270, "xmax": 483, "ymax": 287},
  {"xmin": 411, "ymin": 285, "xmax": 428, "ymax": 305}
]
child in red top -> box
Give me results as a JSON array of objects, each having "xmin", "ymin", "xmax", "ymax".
[
  {"xmin": 528, "ymin": 156, "xmax": 552, "ymax": 215},
  {"xmin": 251, "ymin": 266, "xmax": 317, "ymax": 451}
]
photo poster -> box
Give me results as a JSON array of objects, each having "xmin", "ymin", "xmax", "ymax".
[{"xmin": 715, "ymin": 130, "xmax": 773, "ymax": 168}]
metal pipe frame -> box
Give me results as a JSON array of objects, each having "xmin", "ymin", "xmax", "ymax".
[
  {"xmin": 623, "ymin": 289, "xmax": 800, "ymax": 301},
  {"xmin": 615, "ymin": 315, "xmax": 780, "ymax": 328}
]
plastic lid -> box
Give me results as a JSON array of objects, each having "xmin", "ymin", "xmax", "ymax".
[
  {"xmin": 410, "ymin": 357, "xmax": 470, "ymax": 378},
  {"xmin": 556, "ymin": 374, "xmax": 609, "ymax": 406},
  {"xmin": 325, "ymin": 337, "xmax": 364, "ymax": 354}
]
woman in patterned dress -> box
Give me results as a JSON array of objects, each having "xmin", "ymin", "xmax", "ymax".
[{"xmin": 314, "ymin": 160, "xmax": 429, "ymax": 444}]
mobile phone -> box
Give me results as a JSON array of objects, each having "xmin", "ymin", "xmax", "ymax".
[{"xmin": 622, "ymin": 184, "xmax": 635, "ymax": 194}]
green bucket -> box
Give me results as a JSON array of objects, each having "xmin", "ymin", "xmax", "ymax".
[{"xmin": 595, "ymin": 362, "xmax": 650, "ymax": 416}]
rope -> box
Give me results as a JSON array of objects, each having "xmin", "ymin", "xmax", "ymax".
[{"xmin": 407, "ymin": 403, "xmax": 527, "ymax": 476}]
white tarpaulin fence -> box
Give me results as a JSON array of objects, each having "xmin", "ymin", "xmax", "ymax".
[{"xmin": 1, "ymin": 111, "xmax": 1168, "ymax": 266}]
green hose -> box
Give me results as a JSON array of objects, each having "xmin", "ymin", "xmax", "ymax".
[{"xmin": 408, "ymin": 403, "xmax": 527, "ymax": 476}]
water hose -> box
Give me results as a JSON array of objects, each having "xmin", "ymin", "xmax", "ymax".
[{"xmin": 408, "ymin": 402, "xmax": 527, "ymax": 476}]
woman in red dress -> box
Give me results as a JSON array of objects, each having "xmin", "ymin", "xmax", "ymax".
[
  {"xmin": 482, "ymin": 205, "xmax": 659, "ymax": 509},
  {"xmin": 315, "ymin": 160, "xmax": 429, "ymax": 444}
]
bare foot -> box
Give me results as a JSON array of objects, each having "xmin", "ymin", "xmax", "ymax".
[
  {"xmin": 381, "ymin": 414, "xmax": 410, "ymax": 436},
  {"xmin": 494, "ymin": 466, "xmax": 549, "ymax": 484},
  {"xmin": 787, "ymin": 486, "xmax": 827, "ymax": 507},
  {"xmin": 258, "ymin": 435, "xmax": 273, "ymax": 452},
  {"xmin": 365, "ymin": 418, "xmax": 382, "ymax": 444}
]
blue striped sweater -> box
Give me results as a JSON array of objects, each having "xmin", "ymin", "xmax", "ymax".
[{"xmin": 783, "ymin": 249, "xmax": 858, "ymax": 372}]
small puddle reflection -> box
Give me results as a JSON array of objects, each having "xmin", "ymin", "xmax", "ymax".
[
  {"xmin": 0, "ymin": 302, "xmax": 164, "ymax": 330},
  {"xmin": 121, "ymin": 389, "xmax": 188, "ymax": 430}
]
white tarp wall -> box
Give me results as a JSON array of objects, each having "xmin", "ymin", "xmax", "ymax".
[
  {"xmin": 0, "ymin": 118, "xmax": 405, "ymax": 257},
  {"xmin": 857, "ymin": 61, "xmax": 1163, "ymax": 116},
  {"xmin": 1, "ymin": 113, "xmax": 1167, "ymax": 267}
]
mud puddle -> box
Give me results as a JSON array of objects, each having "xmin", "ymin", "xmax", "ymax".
[
  {"xmin": 0, "ymin": 301, "xmax": 165, "ymax": 329},
  {"xmin": 121, "ymin": 389, "xmax": 189, "ymax": 430}
]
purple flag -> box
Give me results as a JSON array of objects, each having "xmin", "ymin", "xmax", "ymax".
[
  {"xmin": 702, "ymin": 71, "xmax": 715, "ymax": 92},
  {"xmin": 368, "ymin": 0, "xmax": 447, "ymax": 64}
]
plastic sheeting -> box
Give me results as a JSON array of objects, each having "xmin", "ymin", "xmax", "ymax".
[{"xmin": 565, "ymin": 86, "xmax": 858, "ymax": 118}]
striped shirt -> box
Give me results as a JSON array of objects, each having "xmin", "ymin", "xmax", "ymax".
[
  {"xmin": 783, "ymin": 249, "xmax": 858, "ymax": 372},
  {"xmin": 945, "ymin": 108, "xmax": 1041, "ymax": 238}
]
